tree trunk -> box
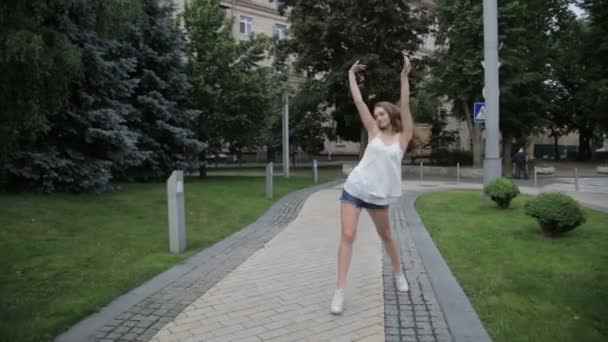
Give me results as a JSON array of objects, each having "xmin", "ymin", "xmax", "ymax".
[
  {"xmin": 472, "ymin": 126, "xmax": 483, "ymax": 168},
  {"xmin": 502, "ymin": 134, "xmax": 513, "ymax": 177},
  {"xmin": 553, "ymin": 134, "xmax": 560, "ymax": 160},
  {"xmin": 462, "ymin": 102, "xmax": 483, "ymax": 167},
  {"xmin": 359, "ymin": 126, "xmax": 368, "ymax": 160},
  {"xmin": 199, "ymin": 163, "xmax": 207, "ymax": 179},
  {"xmin": 266, "ymin": 146, "xmax": 273, "ymax": 163},
  {"xmin": 578, "ymin": 131, "xmax": 592, "ymax": 161}
]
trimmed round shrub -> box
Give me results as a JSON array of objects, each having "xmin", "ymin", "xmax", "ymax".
[
  {"xmin": 524, "ymin": 193, "xmax": 586, "ymax": 237},
  {"xmin": 484, "ymin": 178, "xmax": 520, "ymax": 209}
]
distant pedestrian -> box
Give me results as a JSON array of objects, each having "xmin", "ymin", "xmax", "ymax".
[{"xmin": 512, "ymin": 148, "xmax": 528, "ymax": 179}]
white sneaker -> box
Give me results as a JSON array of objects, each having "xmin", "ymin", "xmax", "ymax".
[
  {"xmin": 395, "ymin": 273, "xmax": 409, "ymax": 292},
  {"xmin": 330, "ymin": 289, "xmax": 345, "ymax": 315}
]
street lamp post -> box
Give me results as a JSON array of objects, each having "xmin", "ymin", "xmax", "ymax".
[
  {"xmin": 282, "ymin": 89, "xmax": 290, "ymax": 178},
  {"xmin": 483, "ymin": 0, "xmax": 502, "ymax": 185}
]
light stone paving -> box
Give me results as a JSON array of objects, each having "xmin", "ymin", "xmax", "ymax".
[{"xmin": 150, "ymin": 187, "xmax": 386, "ymax": 342}]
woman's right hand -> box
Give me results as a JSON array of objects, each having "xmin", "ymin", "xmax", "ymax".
[{"xmin": 349, "ymin": 60, "xmax": 367, "ymax": 74}]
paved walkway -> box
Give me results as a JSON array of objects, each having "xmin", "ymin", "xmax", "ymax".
[
  {"xmin": 147, "ymin": 185, "xmax": 462, "ymax": 342},
  {"xmin": 541, "ymin": 177, "xmax": 608, "ymax": 195}
]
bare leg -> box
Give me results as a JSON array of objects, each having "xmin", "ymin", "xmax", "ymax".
[
  {"xmin": 337, "ymin": 202, "xmax": 361, "ymax": 289},
  {"xmin": 368, "ymin": 208, "xmax": 403, "ymax": 275}
]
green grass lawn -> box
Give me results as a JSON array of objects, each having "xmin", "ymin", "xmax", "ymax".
[
  {"xmin": 0, "ymin": 175, "xmax": 334, "ymax": 342},
  {"xmin": 416, "ymin": 191, "xmax": 608, "ymax": 342}
]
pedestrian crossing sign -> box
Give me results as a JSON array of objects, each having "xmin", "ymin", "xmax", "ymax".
[{"xmin": 474, "ymin": 102, "xmax": 487, "ymax": 123}]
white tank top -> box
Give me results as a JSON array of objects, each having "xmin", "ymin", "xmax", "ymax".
[{"xmin": 343, "ymin": 135, "xmax": 404, "ymax": 205}]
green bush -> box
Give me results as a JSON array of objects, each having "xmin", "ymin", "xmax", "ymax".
[
  {"xmin": 484, "ymin": 178, "xmax": 520, "ymax": 209},
  {"xmin": 429, "ymin": 149, "xmax": 473, "ymax": 166},
  {"xmin": 524, "ymin": 193, "xmax": 586, "ymax": 237}
]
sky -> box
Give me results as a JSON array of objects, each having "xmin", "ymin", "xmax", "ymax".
[{"xmin": 569, "ymin": 3, "xmax": 585, "ymax": 18}]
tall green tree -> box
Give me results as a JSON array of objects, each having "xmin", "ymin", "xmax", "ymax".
[
  {"xmin": 544, "ymin": 15, "xmax": 587, "ymax": 160},
  {"xmin": 0, "ymin": 0, "xmax": 81, "ymax": 179},
  {"xmin": 431, "ymin": 0, "xmax": 492, "ymax": 167},
  {"xmin": 578, "ymin": 0, "xmax": 608, "ymax": 159},
  {"xmin": 277, "ymin": 0, "xmax": 431, "ymax": 154},
  {"xmin": 498, "ymin": 0, "xmax": 563, "ymax": 166},
  {"xmin": 411, "ymin": 83, "xmax": 457, "ymax": 153},
  {"xmin": 5, "ymin": 0, "xmax": 144, "ymax": 192},
  {"xmin": 289, "ymin": 81, "xmax": 332, "ymax": 156},
  {"xmin": 120, "ymin": 0, "xmax": 204, "ymax": 180},
  {"xmin": 432, "ymin": 0, "xmax": 572, "ymax": 168},
  {"xmin": 183, "ymin": 0, "xmax": 282, "ymax": 162},
  {"xmin": 264, "ymin": 81, "xmax": 331, "ymax": 159}
]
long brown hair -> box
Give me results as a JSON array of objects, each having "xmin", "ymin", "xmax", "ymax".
[{"xmin": 374, "ymin": 101, "xmax": 422, "ymax": 153}]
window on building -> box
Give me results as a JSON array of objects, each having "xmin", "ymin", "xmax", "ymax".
[
  {"xmin": 240, "ymin": 16, "xmax": 253, "ymax": 36},
  {"xmin": 274, "ymin": 23, "xmax": 287, "ymax": 40}
]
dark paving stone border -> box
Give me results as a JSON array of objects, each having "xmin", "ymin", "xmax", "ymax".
[
  {"xmin": 55, "ymin": 180, "xmax": 340, "ymax": 342},
  {"xmin": 384, "ymin": 191, "xmax": 492, "ymax": 342},
  {"xmin": 383, "ymin": 197, "xmax": 452, "ymax": 342}
]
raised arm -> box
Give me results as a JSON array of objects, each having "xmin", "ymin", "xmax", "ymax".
[
  {"xmin": 349, "ymin": 60, "xmax": 377, "ymax": 134},
  {"xmin": 399, "ymin": 52, "xmax": 414, "ymax": 148}
]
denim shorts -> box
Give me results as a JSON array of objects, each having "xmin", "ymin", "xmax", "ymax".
[{"xmin": 339, "ymin": 190, "xmax": 389, "ymax": 210}]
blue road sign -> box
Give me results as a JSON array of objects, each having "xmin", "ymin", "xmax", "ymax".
[{"xmin": 474, "ymin": 102, "xmax": 487, "ymax": 123}]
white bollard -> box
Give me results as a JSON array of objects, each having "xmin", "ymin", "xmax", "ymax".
[
  {"xmin": 420, "ymin": 161, "xmax": 424, "ymax": 180},
  {"xmin": 266, "ymin": 162, "xmax": 274, "ymax": 199},
  {"xmin": 457, "ymin": 162, "xmax": 461, "ymax": 182},
  {"xmin": 167, "ymin": 170, "xmax": 186, "ymax": 254},
  {"xmin": 575, "ymin": 168, "xmax": 579, "ymax": 192},
  {"xmin": 313, "ymin": 160, "xmax": 319, "ymax": 183}
]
